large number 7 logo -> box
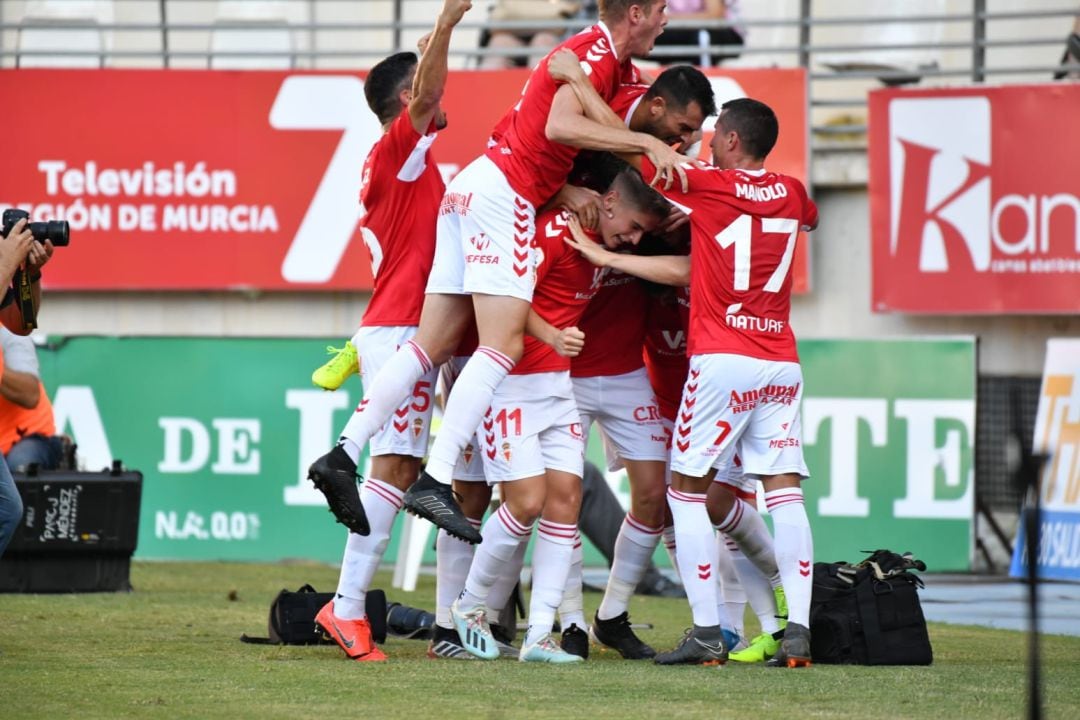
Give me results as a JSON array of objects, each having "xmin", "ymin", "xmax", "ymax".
[
  {"xmin": 714, "ymin": 214, "xmax": 799, "ymax": 292},
  {"xmin": 270, "ymin": 76, "xmax": 382, "ymax": 283}
]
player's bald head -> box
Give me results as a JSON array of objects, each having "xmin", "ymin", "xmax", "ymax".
[
  {"xmin": 365, "ymin": 51, "xmax": 417, "ymax": 125},
  {"xmin": 600, "ymin": 0, "xmax": 664, "ymax": 23}
]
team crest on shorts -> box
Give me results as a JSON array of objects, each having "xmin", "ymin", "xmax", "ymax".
[
  {"xmin": 502, "ymin": 442, "xmax": 512, "ymax": 462},
  {"xmin": 412, "ymin": 418, "xmax": 424, "ymax": 438},
  {"xmin": 569, "ymin": 423, "xmax": 584, "ymax": 439},
  {"xmin": 463, "ymin": 444, "xmax": 474, "ymax": 464}
]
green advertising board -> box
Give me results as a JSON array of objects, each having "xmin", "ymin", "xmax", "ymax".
[{"xmin": 37, "ymin": 336, "xmax": 976, "ymax": 571}]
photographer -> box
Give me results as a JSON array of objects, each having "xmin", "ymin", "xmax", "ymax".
[
  {"xmin": 0, "ymin": 215, "xmax": 53, "ymax": 557},
  {"xmin": 1, "ymin": 327, "xmax": 64, "ymax": 472}
]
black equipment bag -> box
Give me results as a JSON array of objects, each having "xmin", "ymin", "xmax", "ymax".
[
  {"xmin": 0, "ymin": 464, "xmax": 142, "ymax": 593},
  {"xmin": 809, "ymin": 549, "xmax": 933, "ymax": 665},
  {"xmin": 241, "ymin": 585, "xmax": 386, "ymax": 645}
]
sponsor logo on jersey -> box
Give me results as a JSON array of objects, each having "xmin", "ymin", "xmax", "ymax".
[
  {"xmin": 439, "ymin": 190, "xmax": 474, "ymax": 216},
  {"xmin": 470, "ymin": 232, "xmax": 490, "ymax": 251},
  {"xmin": 769, "ymin": 437, "xmax": 801, "ymax": 449},
  {"xmin": 725, "ymin": 303, "xmax": 785, "ymax": 334}
]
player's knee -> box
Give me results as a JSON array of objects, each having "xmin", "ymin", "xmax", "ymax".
[
  {"xmin": 631, "ymin": 485, "xmax": 668, "ymax": 527},
  {"xmin": 503, "ymin": 495, "xmax": 544, "ymax": 527}
]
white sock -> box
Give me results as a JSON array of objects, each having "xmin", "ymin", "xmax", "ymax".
[
  {"xmin": 559, "ymin": 531, "xmax": 586, "ymax": 631},
  {"xmin": 333, "ymin": 478, "xmax": 403, "ymax": 619},
  {"xmin": 662, "ymin": 524, "xmax": 680, "ymax": 581},
  {"xmin": 766, "ymin": 487, "xmax": 813, "ymax": 627},
  {"xmin": 524, "ymin": 520, "xmax": 575, "ymax": 647},
  {"xmin": 425, "ymin": 347, "xmax": 514, "ymax": 484},
  {"xmin": 734, "ymin": 549, "xmax": 781, "ymax": 634},
  {"xmin": 340, "ymin": 340, "xmax": 432, "ymax": 452},
  {"xmin": 716, "ymin": 498, "xmax": 782, "ymax": 587},
  {"xmin": 597, "ymin": 514, "xmax": 662, "ymax": 621},
  {"xmin": 435, "ymin": 519, "xmax": 481, "ymax": 629},
  {"xmin": 459, "ymin": 504, "xmax": 532, "ymax": 611},
  {"xmin": 716, "ymin": 534, "xmax": 746, "ymax": 636},
  {"xmin": 487, "ymin": 535, "xmax": 528, "ymax": 626},
  {"xmin": 667, "ymin": 488, "xmax": 718, "ymax": 628}
]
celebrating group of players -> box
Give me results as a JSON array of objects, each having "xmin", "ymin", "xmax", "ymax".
[{"xmin": 306, "ymin": 0, "xmax": 819, "ymax": 667}]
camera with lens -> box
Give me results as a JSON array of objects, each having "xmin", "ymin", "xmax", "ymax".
[{"xmin": 1, "ymin": 208, "xmax": 70, "ymax": 246}]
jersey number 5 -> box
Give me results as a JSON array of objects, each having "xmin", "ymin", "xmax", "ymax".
[{"xmin": 714, "ymin": 214, "xmax": 799, "ymax": 292}]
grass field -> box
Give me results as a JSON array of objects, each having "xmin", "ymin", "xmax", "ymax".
[{"xmin": 4, "ymin": 561, "xmax": 1080, "ymax": 720}]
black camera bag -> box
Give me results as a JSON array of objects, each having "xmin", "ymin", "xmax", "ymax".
[
  {"xmin": 809, "ymin": 550, "xmax": 933, "ymax": 665},
  {"xmin": 241, "ymin": 584, "xmax": 386, "ymax": 645}
]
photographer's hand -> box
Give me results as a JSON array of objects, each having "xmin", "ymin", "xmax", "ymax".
[
  {"xmin": 25, "ymin": 239, "xmax": 54, "ymax": 278},
  {"xmin": 0, "ymin": 218, "xmax": 34, "ymax": 287}
]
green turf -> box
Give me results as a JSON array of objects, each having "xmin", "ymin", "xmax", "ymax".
[{"xmin": 3, "ymin": 561, "xmax": 1079, "ymax": 719}]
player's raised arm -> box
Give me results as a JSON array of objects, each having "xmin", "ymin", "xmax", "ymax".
[
  {"xmin": 545, "ymin": 50, "xmax": 689, "ymax": 192},
  {"xmin": 409, "ymin": 0, "xmax": 472, "ymax": 134}
]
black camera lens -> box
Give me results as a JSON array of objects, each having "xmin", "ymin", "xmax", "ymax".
[{"xmin": 29, "ymin": 220, "xmax": 69, "ymax": 247}]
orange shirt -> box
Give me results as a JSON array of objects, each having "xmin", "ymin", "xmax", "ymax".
[{"xmin": 0, "ymin": 326, "xmax": 55, "ymax": 454}]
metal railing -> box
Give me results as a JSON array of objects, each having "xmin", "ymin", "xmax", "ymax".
[{"xmin": 1, "ymin": 2, "xmax": 1077, "ymax": 144}]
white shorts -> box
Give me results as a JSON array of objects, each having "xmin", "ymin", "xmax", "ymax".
[
  {"xmin": 573, "ymin": 369, "xmax": 670, "ymax": 472},
  {"xmin": 353, "ymin": 325, "xmax": 439, "ymax": 459},
  {"xmin": 670, "ymin": 353, "xmax": 809, "ymax": 480},
  {"xmin": 439, "ymin": 355, "xmax": 487, "ymax": 482},
  {"xmin": 425, "ymin": 154, "xmax": 537, "ymax": 302},
  {"xmin": 480, "ymin": 372, "xmax": 585, "ymax": 484}
]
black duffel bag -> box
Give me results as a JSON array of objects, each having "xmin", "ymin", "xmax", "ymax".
[
  {"xmin": 241, "ymin": 584, "xmax": 387, "ymax": 645},
  {"xmin": 809, "ymin": 549, "xmax": 933, "ymax": 665}
]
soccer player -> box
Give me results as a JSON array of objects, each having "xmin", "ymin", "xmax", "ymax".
[
  {"xmin": 450, "ymin": 167, "xmax": 670, "ymax": 664},
  {"xmin": 310, "ymin": 0, "xmax": 472, "ymax": 663},
  {"xmin": 640, "ymin": 99, "xmax": 819, "ymax": 667},
  {"xmin": 307, "ymin": 1, "xmax": 687, "ymax": 546}
]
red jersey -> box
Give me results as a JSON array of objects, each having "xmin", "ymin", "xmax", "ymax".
[
  {"xmin": 515, "ymin": 210, "xmax": 606, "ymax": 375},
  {"xmin": 643, "ymin": 286, "xmax": 690, "ymax": 422},
  {"xmin": 642, "ymin": 159, "xmax": 818, "ymax": 362},
  {"xmin": 359, "ymin": 110, "xmax": 445, "ymax": 327},
  {"xmin": 571, "ymin": 270, "xmax": 647, "ymax": 378},
  {"xmin": 485, "ymin": 23, "xmax": 629, "ymax": 208}
]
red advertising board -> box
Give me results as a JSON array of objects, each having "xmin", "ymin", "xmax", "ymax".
[
  {"xmin": 0, "ymin": 67, "xmax": 807, "ymax": 292},
  {"xmin": 869, "ymin": 84, "xmax": 1080, "ymax": 314}
]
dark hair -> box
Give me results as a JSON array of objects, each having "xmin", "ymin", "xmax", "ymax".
[
  {"xmin": 600, "ymin": 0, "xmax": 662, "ymax": 22},
  {"xmin": 610, "ymin": 166, "xmax": 670, "ymax": 220},
  {"xmin": 365, "ymin": 51, "xmax": 417, "ymax": 125},
  {"xmin": 646, "ymin": 65, "xmax": 717, "ymax": 118},
  {"xmin": 718, "ymin": 98, "xmax": 779, "ymax": 160}
]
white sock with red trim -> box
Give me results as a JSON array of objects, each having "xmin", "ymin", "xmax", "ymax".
[
  {"xmin": 524, "ymin": 520, "xmax": 576, "ymax": 647},
  {"xmin": 716, "ymin": 497, "xmax": 782, "ymax": 587},
  {"xmin": 662, "ymin": 524, "xmax": 680, "ymax": 581},
  {"xmin": 487, "ymin": 535, "xmax": 528, "ymax": 625},
  {"xmin": 715, "ymin": 533, "xmax": 746, "ymax": 635},
  {"xmin": 667, "ymin": 487, "xmax": 719, "ymax": 627},
  {"xmin": 435, "ymin": 519, "xmax": 482, "ymax": 629},
  {"xmin": 339, "ymin": 340, "xmax": 432, "ymax": 461},
  {"xmin": 765, "ymin": 486, "xmax": 813, "ymax": 627},
  {"xmin": 334, "ymin": 478, "xmax": 403, "ymax": 619},
  {"xmin": 733, "ymin": 549, "xmax": 782, "ymax": 634},
  {"xmin": 459, "ymin": 504, "xmax": 532, "ymax": 611},
  {"xmin": 559, "ymin": 531, "xmax": 587, "ymax": 631},
  {"xmin": 597, "ymin": 514, "xmax": 662, "ymax": 621},
  {"xmin": 425, "ymin": 346, "xmax": 514, "ymax": 484}
]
